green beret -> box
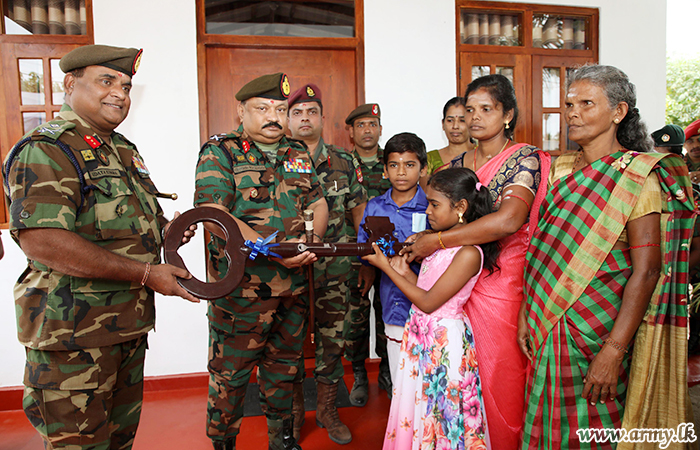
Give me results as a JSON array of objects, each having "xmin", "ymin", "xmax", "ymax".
[
  {"xmin": 60, "ymin": 45, "xmax": 143, "ymax": 77},
  {"xmin": 236, "ymin": 73, "xmax": 290, "ymax": 102},
  {"xmin": 345, "ymin": 103, "xmax": 381, "ymax": 125},
  {"xmin": 651, "ymin": 124, "xmax": 685, "ymax": 147}
]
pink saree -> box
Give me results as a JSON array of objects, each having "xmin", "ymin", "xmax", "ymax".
[{"xmin": 462, "ymin": 143, "xmax": 551, "ymax": 449}]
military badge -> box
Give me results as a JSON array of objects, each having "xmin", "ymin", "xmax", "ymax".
[
  {"xmin": 250, "ymin": 188, "xmax": 258, "ymax": 199},
  {"xmin": 84, "ymin": 134, "xmax": 101, "ymax": 149},
  {"xmin": 662, "ymin": 134, "xmax": 670, "ymax": 142},
  {"xmin": 94, "ymin": 148, "xmax": 109, "ymax": 165},
  {"xmin": 81, "ymin": 149, "xmax": 96, "ymax": 161},
  {"xmin": 281, "ymin": 74, "xmax": 291, "ymax": 98},
  {"xmin": 372, "ymin": 104, "xmax": 379, "ymax": 116},
  {"xmin": 242, "ymin": 141, "xmax": 251, "ymax": 153},
  {"xmin": 236, "ymin": 155, "xmax": 246, "ymax": 162},
  {"xmin": 132, "ymin": 49, "xmax": 143, "ymax": 75},
  {"xmin": 132, "ymin": 154, "xmax": 150, "ymax": 177},
  {"xmin": 246, "ymin": 153, "xmax": 257, "ymax": 164},
  {"xmin": 284, "ymin": 158, "xmax": 312, "ymax": 173},
  {"xmin": 307, "ymin": 86, "xmax": 316, "ymax": 97},
  {"xmin": 356, "ymin": 167, "xmax": 363, "ymax": 183}
]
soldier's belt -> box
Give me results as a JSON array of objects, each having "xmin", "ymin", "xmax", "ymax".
[{"xmin": 163, "ymin": 206, "xmax": 410, "ymax": 300}]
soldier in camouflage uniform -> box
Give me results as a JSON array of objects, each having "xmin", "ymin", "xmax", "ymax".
[
  {"xmin": 2, "ymin": 45, "xmax": 199, "ymax": 450},
  {"xmin": 342, "ymin": 104, "xmax": 394, "ymax": 406},
  {"xmin": 286, "ymin": 84, "xmax": 367, "ymax": 445},
  {"xmin": 193, "ymin": 73, "xmax": 329, "ymax": 450}
]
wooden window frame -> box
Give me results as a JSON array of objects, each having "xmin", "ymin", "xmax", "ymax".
[{"xmin": 0, "ymin": 0, "xmax": 94, "ymax": 227}]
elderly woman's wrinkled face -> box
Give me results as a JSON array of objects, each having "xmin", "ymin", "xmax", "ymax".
[{"xmin": 565, "ymin": 80, "xmax": 620, "ymax": 148}]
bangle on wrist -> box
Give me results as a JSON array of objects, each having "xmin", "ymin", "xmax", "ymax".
[
  {"xmin": 438, "ymin": 231, "xmax": 447, "ymax": 250},
  {"xmin": 141, "ymin": 262, "xmax": 151, "ymax": 286},
  {"xmin": 603, "ymin": 337, "xmax": 628, "ymax": 354}
]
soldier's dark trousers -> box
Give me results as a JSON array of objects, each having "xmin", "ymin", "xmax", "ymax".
[
  {"xmin": 344, "ymin": 267, "xmax": 387, "ymax": 363},
  {"xmin": 207, "ymin": 295, "xmax": 307, "ymax": 440},
  {"xmin": 22, "ymin": 335, "xmax": 148, "ymax": 450}
]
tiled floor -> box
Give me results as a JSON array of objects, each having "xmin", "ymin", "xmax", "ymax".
[{"xmin": 0, "ymin": 363, "xmax": 391, "ymax": 450}]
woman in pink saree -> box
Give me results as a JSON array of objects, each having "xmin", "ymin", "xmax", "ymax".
[{"xmin": 403, "ymin": 74, "xmax": 551, "ymax": 449}]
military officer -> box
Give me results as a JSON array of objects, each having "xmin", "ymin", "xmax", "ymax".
[
  {"xmin": 194, "ymin": 73, "xmax": 329, "ymax": 450},
  {"xmin": 287, "ymin": 84, "xmax": 367, "ymax": 445},
  {"xmin": 685, "ymin": 119, "xmax": 700, "ymax": 184},
  {"xmin": 651, "ymin": 124, "xmax": 684, "ymax": 155},
  {"xmin": 2, "ymin": 44, "xmax": 199, "ymax": 450},
  {"xmin": 342, "ymin": 103, "xmax": 393, "ymax": 405}
]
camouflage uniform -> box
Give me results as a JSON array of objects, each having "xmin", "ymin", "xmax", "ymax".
[
  {"xmin": 194, "ymin": 130, "xmax": 325, "ymax": 441},
  {"xmin": 302, "ymin": 139, "xmax": 367, "ymax": 384},
  {"xmin": 344, "ymin": 146, "xmax": 392, "ymax": 364},
  {"xmin": 3, "ymin": 104, "xmax": 164, "ymax": 449}
]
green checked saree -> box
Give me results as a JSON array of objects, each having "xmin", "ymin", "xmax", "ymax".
[{"xmin": 522, "ymin": 151, "xmax": 696, "ymax": 450}]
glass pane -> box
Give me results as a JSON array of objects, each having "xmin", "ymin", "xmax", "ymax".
[
  {"xmin": 50, "ymin": 59, "xmax": 65, "ymax": 105},
  {"xmin": 19, "ymin": 59, "xmax": 45, "ymax": 106},
  {"xmin": 4, "ymin": 0, "xmax": 87, "ymax": 35},
  {"xmin": 205, "ymin": 1, "xmax": 355, "ymax": 37},
  {"xmin": 543, "ymin": 68, "xmax": 560, "ymax": 108},
  {"xmin": 472, "ymin": 66, "xmax": 490, "ymax": 81},
  {"xmin": 23, "ymin": 112, "xmax": 46, "ymax": 133},
  {"xmin": 543, "ymin": 113, "xmax": 560, "ymax": 151},
  {"xmin": 533, "ymin": 14, "xmax": 588, "ymax": 50},
  {"xmin": 461, "ymin": 11, "xmax": 520, "ymax": 46},
  {"xmin": 496, "ymin": 67, "xmax": 513, "ymax": 84}
]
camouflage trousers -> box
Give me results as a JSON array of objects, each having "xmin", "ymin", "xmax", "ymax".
[
  {"xmin": 207, "ymin": 294, "xmax": 307, "ymax": 440},
  {"xmin": 344, "ymin": 265, "xmax": 388, "ymax": 362},
  {"xmin": 297, "ymin": 282, "xmax": 350, "ymax": 384},
  {"xmin": 22, "ymin": 335, "xmax": 148, "ymax": 450}
]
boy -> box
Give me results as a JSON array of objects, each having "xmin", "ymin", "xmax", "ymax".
[{"xmin": 357, "ymin": 132, "xmax": 429, "ymax": 383}]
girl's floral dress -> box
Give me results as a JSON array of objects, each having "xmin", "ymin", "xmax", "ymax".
[{"xmin": 382, "ymin": 246, "xmax": 490, "ymax": 450}]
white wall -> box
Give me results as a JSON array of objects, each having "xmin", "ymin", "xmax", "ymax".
[{"xmin": 0, "ymin": 0, "xmax": 667, "ymax": 388}]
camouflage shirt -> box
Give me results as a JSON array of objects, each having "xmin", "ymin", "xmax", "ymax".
[
  {"xmin": 345, "ymin": 146, "xmax": 391, "ymax": 240},
  {"xmin": 194, "ymin": 130, "xmax": 325, "ymax": 298},
  {"xmin": 3, "ymin": 104, "xmax": 165, "ymax": 351},
  {"xmin": 312, "ymin": 139, "xmax": 367, "ymax": 288}
]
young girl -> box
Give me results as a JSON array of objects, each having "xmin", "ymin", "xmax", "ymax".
[{"xmin": 364, "ymin": 168, "xmax": 498, "ymax": 450}]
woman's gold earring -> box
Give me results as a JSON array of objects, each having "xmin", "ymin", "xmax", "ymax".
[
  {"xmin": 458, "ymin": 212, "xmax": 464, "ymax": 224},
  {"xmin": 504, "ymin": 122, "xmax": 510, "ymax": 129}
]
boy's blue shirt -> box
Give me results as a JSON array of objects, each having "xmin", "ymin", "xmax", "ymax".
[{"xmin": 357, "ymin": 185, "xmax": 429, "ymax": 327}]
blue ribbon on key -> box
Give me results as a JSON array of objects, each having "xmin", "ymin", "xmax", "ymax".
[
  {"xmin": 244, "ymin": 230, "xmax": 282, "ymax": 260},
  {"xmin": 375, "ymin": 237, "xmax": 396, "ymax": 257}
]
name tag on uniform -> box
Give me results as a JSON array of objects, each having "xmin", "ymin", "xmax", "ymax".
[
  {"xmin": 412, "ymin": 213, "xmax": 427, "ymax": 233},
  {"xmin": 233, "ymin": 164, "xmax": 266, "ymax": 174},
  {"xmin": 284, "ymin": 158, "xmax": 312, "ymax": 173},
  {"xmin": 89, "ymin": 168, "xmax": 121, "ymax": 179}
]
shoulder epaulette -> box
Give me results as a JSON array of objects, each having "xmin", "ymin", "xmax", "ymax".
[
  {"xmin": 30, "ymin": 120, "xmax": 75, "ymax": 141},
  {"xmin": 114, "ymin": 132, "xmax": 138, "ymax": 150},
  {"xmin": 200, "ymin": 133, "xmax": 242, "ymax": 169}
]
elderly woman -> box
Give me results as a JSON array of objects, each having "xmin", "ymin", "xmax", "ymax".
[
  {"xmin": 404, "ymin": 74, "xmax": 551, "ymax": 449},
  {"xmin": 519, "ymin": 65, "xmax": 695, "ymax": 449}
]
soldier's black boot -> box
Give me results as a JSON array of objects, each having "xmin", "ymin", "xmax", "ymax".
[
  {"xmin": 377, "ymin": 357, "xmax": 392, "ymax": 399},
  {"xmin": 348, "ymin": 361, "xmax": 369, "ymax": 407},
  {"xmin": 291, "ymin": 382, "xmax": 305, "ymax": 441},
  {"xmin": 268, "ymin": 418, "xmax": 302, "ymax": 450},
  {"xmin": 212, "ymin": 437, "xmax": 235, "ymax": 450}
]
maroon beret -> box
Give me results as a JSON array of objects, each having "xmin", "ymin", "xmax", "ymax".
[
  {"xmin": 685, "ymin": 119, "xmax": 700, "ymax": 140},
  {"xmin": 288, "ymin": 83, "xmax": 322, "ymax": 108}
]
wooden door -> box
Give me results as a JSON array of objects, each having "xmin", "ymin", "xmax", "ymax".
[
  {"xmin": 203, "ymin": 46, "xmax": 359, "ymax": 150},
  {"xmin": 459, "ymin": 52, "xmax": 530, "ymax": 145},
  {"xmin": 532, "ymin": 55, "xmax": 592, "ymax": 154}
]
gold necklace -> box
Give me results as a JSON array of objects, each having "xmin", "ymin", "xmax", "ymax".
[{"xmin": 473, "ymin": 138, "xmax": 510, "ymax": 170}]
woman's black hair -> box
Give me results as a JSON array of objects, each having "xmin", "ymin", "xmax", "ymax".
[
  {"xmin": 464, "ymin": 74, "xmax": 519, "ymax": 140},
  {"xmin": 442, "ymin": 96, "xmax": 466, "ymax": 121},
  {"xmin": 427, "ymin": 168, "xmax": 500, "ymax": 274},
  {"xmin": 567, "ymin": 64, "xmax": 652, "ymax": 153}
]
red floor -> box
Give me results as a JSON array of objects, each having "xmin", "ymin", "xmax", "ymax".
[{"xmin": 0, "ymin": 362, "xmax": 391, "ymax": 450}]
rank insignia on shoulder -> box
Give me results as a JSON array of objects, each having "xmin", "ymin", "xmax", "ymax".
[
  {"xmin": 81, "ymin": 149, "xmax": 96, "ymax": 161},
  {"xmin": 242, "ymin": 141, "xmax": 251, "ymax": 153},
  {"xmin": 284, "ymin": 158, "xmax": 312, "ymax": 173},
  {"xmin": 84, "ymin": 135, "xmax": 102, "ymax": 149},
  {"xmin": 356, "ymin": 167, "xmax": 363, "ymax": 183},
  {"xmin": 132, "ymin": 154, "xmax": 150, "ymax": 177},
  {"xmin": 236, "ymin": 155, "xmax": 246, "ymax": 162},
  {"xmin": 37, "ymin": 123, "xmax": 63, "ymax": 135},
  {"xmin": 95, "ymin": 148, "xmax": 109, "ymax": 165},
  {"xmin": 246, "ymin": 153, "xmax": 257, "ymax": 164}
]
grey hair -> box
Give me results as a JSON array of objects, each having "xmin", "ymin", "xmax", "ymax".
[{"xmin": 567, "ymin": 64, "xmax": 652, "ymax": 152}]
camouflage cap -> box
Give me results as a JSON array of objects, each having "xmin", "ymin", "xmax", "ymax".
[
  {"xmin": 651, "ymin": 124, "xmax": 685, "ymax": 147},
  {"xmin": 345, "ymin": 103, "xmax": 381, "ymax": 125},
  {"xmin": 685, "ymin": 119, "xmax": 700, "ymax": 141},
  {"xmin": 236, "ymin": 73, "xmax": 291, "ymax": 102},
  {"xmin": 288, "ymin": 83, "xmax": 322, "ymax": 108},
  {"xmin": 60, "ymin": 44, "xmax": 143, "ymax": 77}
]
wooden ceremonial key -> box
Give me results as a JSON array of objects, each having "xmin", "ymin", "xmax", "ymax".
[{"xmin": 163, "ymin": 207, "xmax": 411, "ymax": 299}]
